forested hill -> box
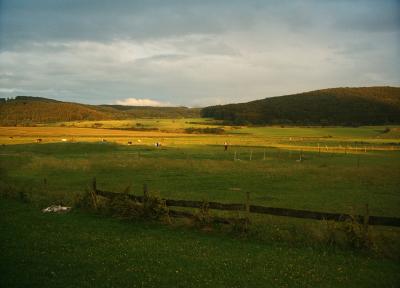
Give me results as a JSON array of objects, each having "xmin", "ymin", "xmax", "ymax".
[
  {"xmin": 201, "ymin": 87, "xmax": 400, "ymax": 126},
  {"xmin": 0, "ymin": 96, "xmax": 200, "ymax": 125},
  {"xmin": 2, "ymin": 87, "xmax": 400, "ymax": 126}
]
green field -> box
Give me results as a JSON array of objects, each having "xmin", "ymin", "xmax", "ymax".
[
  {"xmin": 1, "ymin": 142, "xmax": 400, "ymax": 216},
  {"xmin": 1, "ymin": 200, "xmax": 399, "ymax": 288},
  {"xmin": 1, "ymin": 121, "xmax": 400, "ymax": 287}
]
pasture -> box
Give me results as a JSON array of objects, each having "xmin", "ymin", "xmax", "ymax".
[
  {"xmin": 1, "ymin": 200, "xmax": 400, "ymax": 288},
  {"xmin": 1, "ymin": 120, "xmax": 400, "ymax": 287}
]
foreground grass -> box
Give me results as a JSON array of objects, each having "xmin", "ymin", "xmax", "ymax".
[{"xmin": 1, "ymin": 199, "xmax": 399, "ymax": 288}]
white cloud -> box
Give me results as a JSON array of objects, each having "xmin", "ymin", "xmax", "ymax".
[
  {"xmin": 115, "ymin": 98, "xmax": 171, "ymax": 106},
  {"xmin": 0, "ymin": 88, "xmax": 17, "ymax": 93}
]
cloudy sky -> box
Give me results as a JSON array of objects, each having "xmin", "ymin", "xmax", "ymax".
[{"xmin": 0, "ymin": 0, "xmax": 399, "ymax": 107}]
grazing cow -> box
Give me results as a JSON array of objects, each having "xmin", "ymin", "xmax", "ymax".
[
  {"xmin": 36, "ymin": 138, "xmax": 42, "ymax": 143},
  {"xmin": 9, "ymin": 136, "xmax": 13, "ymax": 139},
  {"xmin": 128, "ymin": 141, "xmax": 132, "ymax": 145},
  {"xmin": 101, "ymin": 138, "xmax": 107, "ymax": 142}
]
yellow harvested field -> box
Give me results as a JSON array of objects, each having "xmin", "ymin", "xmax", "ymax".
[
  {"xmin": 0, "ymin": 126, "xmax": 224, "ymax": 146},
  {"xmin": 0, "ymin": 127, "xmax": 190, "ymax": 137},
  {"xmin": 0, "ymin": 125, "xmax": 399, "ymax": 152}
]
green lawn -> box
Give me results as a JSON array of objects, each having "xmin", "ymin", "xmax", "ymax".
[
  {"xmin": 1, "ymin": 142, "xmax": 399, "ymax": 217},
  {"xmin": 1, "ymin": 199, "xmax": 399, "ymax": 288}
]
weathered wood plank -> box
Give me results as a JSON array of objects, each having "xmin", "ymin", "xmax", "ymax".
[{"xmin": 95, "ymin": 189, "xmax": 400, "ymax": 227}]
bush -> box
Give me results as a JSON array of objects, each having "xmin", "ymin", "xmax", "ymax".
[
  {"xmin": 108, "ymin": 193, "xmax": 143, "ymax": 219},
  {"xmin": 185, "ymin": 127, "xmax": 225, "ymax": 134},
  {"xmin": 341, "ymin": 216, "xmax": 371, "ymax": 249},
  {"xmin": 193, "ymin": 201, "xmax": 212, "ymax": 229},
  {"xmin": 143, "ymin": 195, "xmax": 171, "ymax": 223}
]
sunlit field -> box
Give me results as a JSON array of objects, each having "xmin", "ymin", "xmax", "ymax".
[
  {"xmin": 1, "ymin": 118, "xmax": 400, "ymax": 147},
  {"xmin": 1, "ymin": 120, "xmax": 400, "ymax": 287},
  {"xmin": 1, "ymin": 120, "xmax": 399, "ymax": 216}
]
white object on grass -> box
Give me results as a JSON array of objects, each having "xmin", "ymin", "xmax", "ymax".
[{"xmin": 42, "ymin": 205, "xmax": 71, "ymax": 213}]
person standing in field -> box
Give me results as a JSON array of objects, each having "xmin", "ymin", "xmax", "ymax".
[{"xmin": 224, "ymin": 141, "xmax": 228, "ymax": 151}]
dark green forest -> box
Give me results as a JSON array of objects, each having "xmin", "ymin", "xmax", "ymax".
[
  {"xmin": 201, "ymin": 87, "xmax": 400, "ymax": 126},
  {"xmin": 0, "ymin": 96, "xmax": 200, "ymax": 125}
]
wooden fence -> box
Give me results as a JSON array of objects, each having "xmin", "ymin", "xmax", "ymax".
[{"xmin": 93, "ymin": 182, "xmax": 400, "ymax": 228}]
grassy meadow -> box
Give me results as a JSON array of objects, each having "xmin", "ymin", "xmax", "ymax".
[
  {"xmin": 1, "ymin": 119, "xmax": 400, "ymax": 287},
  {"xmin": 1, "ymin": 200, "xmax": 400, "ymax": 288}
]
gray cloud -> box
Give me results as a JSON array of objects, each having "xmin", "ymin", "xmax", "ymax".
[
  {"xmin": 0, "ymin": 0, "xmax": 258, "ymax": 49},
  {"xmin": 0, "ymin": 0, "xmax": 399, "ymax": 106}
]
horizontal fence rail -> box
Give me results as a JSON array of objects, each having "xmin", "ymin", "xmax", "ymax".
[{"xmin": 95, "ymin": 189, "xmax": 400, "ymax": 227}]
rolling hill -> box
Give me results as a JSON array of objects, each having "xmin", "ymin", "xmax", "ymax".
[
  {"xmin": 2, "ymin": 87, "xmax": 400, "ymax": 126},
  {"xmin": 0, "ymin": 96, "xmax": 200, "ymax": 125},
  {"xmin": 201, "ymin": 87, "xmax": 400, "ymax": 126}
]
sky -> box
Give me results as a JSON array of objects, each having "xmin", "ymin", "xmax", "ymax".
[{"xmin": 0, "ymin": 0, "xmax": 399, "ymax": 107}]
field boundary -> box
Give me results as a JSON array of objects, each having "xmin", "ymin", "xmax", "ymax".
[{"xmin": 94, "ymin": 188, "xmax": 400, "ymax": 227}]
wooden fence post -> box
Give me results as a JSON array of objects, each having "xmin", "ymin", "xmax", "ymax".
[
  {"xmin": 363, "ymin": 203, "xmax": 370, "ymax": 240},
  {"xmin": 143, "ymin": 183, "xmax": 148, "ymax": 199},
  {"xmin": 143, "ymin": 183, "xmax": 149, "ymax": 211},
  {"xmin": 91, "ymin": 177, "xmax": 98, "ymax": 210},
  {"xmin": 43, "ymin": 178, "xmax": 48, "ymax": 194},
  {"xmin": 245, "ymin": 191, "xmax": 250, "ymax": 231}
]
